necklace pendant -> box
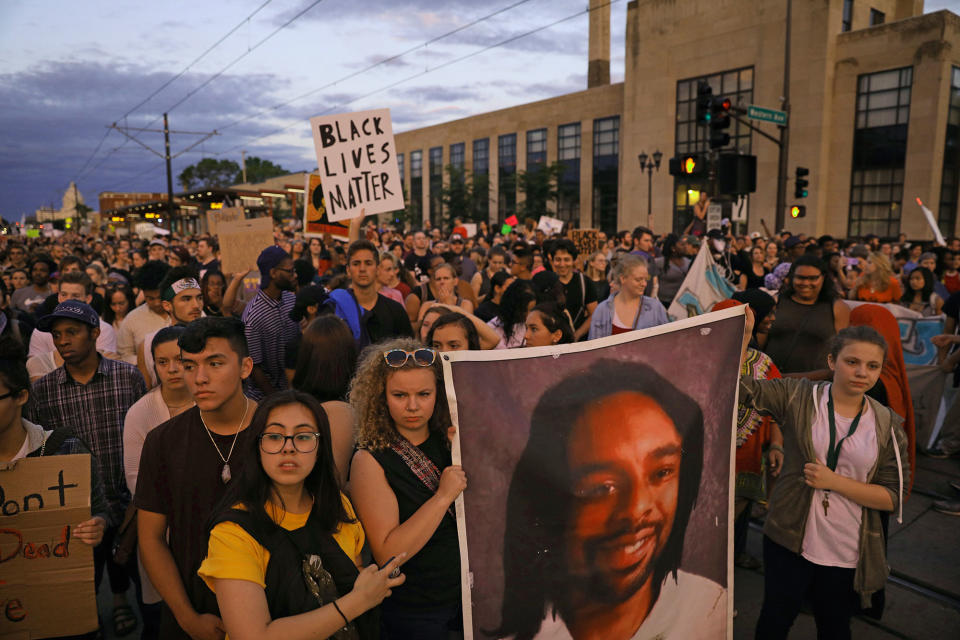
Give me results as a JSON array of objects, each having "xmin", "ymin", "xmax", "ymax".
[{"xmin": 221, "ymin": 463, "xmax": 232, "ymax": 484}]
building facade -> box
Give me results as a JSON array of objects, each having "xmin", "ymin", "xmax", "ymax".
[{"xmin": 394, "ymin": 0, "xmax": 960, "ymax": 240}]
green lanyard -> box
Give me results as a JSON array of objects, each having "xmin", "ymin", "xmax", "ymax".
[{"xmin": 826, "ymin": 391, "xmax": 864, "ymax": 471}]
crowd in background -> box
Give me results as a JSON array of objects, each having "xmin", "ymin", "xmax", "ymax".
[{"xmin": 1, "ymin": 208, "xmax": 958, "ymax": 640}]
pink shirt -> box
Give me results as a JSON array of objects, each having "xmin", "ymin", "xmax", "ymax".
[{"xmin": 802, "ymin": 385, "xmax": 878, "ymax": 568}]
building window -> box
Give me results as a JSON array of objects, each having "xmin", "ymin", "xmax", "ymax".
[
  {"xmin": 674, "ymin": 67, "xmax": 754, "ymax": 231},
  {"xmin": 849, "ymin": 67, "xmax": 913, "ymax": 237},
  {"xmin": 499, "ymin": 133, "xmax": 517, "ymax": 221},
  {"xmin": 450, "ymin": 143, "xmax": 465, "ymax": 170},
  {"xmin": 939, "ymin": 66, "xmax": 960, "ymax": 236},
  {"xmin": 842, "ymin": 0, "xmax": 853, "ymax": 32},
  {"xmin": 557, "ymin": 123, "xmax": 581, "ymax": 224},
  {"xmin": 592, "ymin": 116, "xmax": 619, "ymax": 233},
  {"xmin": 870, "ymin": 9, "xmax": 885, "ymax": 26},
  {"xmin": 527, "ymin": 128, "xmax": 547, "ymax": 168},
  {"xmin": 409, "ymin": 150, "xmax": 423, "ymax": 224},
  {"xmin": 429, "ymin": 146, "xmax": 443, "ymax": 227},
  {"xmin": 397, "ymin": 153, "xmax": 404, "ymax": 184},
  {"xmin": 473, "ymin": 138, "xmax": 490, "ymax": 220}
]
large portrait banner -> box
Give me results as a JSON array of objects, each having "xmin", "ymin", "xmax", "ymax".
[{"xmin": 441, "ymin": 307, "xmax": 743, "ymax": 640}]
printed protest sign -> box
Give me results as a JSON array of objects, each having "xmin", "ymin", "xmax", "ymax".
[
  {"xmin": 206, "ymin": 206, "xmax": 244, "ymax": 237},
  {"xmin": 536, "ymin": 215, "xmax": 564, "ymax": 235},
  {"xmin": 303, "ymin": 173, "xmax": 349, "ymax": 240},
  {"xmin": 310, "ymin": 108, "xmax": 404, "ymax": 221},
  {"xmin": 441, "ymin": 307, "xmax": 742, "ymax": 640},
  {"xmin": 567, "ymin": 228, "xmax": 600, "ymax": 257},
  {"xmin": 0, "ymin": 454, "xmax": 96, "ymax": 638},
  {"xmin": 217, "ymin": 216, "xmax": 274, "ymax": 275}
]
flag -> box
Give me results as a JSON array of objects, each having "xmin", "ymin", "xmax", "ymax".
[{"xmin": 668, "ymin": 243, "xmax": 737, "ymax": 320}]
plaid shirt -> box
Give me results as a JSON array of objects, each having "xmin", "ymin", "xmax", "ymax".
[{"xmin": 27, "ymin": 356, "xmax": 146, "ymax": 524}]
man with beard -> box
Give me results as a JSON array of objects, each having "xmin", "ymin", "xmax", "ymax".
[
  {"xmin": 241, "ymin": 246, "xmax": 300, "ymax": 399},
  {"xmin": 495, "ymin": 360, "xmax": 725, "ymax": 640}
]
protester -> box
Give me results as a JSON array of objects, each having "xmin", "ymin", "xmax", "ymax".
[
  {"xmin": 138, "ymin": 267, "xmax": 204, "ymax": 386},
  {"xmin": 488, "ymin": 279, "xmax": 535, "ymax": 349},
  {"xmin": 474, "ymin": 271, "xmax": 514, "ymax": 322},
  {"xmin": 243, "ymin": 246, "xmax": 300, "ymax": 400},
  {"xmin": 137, "ymin": 317, "xmax": 258, "ymax": 639},
  {"xmin": 523, "ymin": 302, "xmax": 575, "ymax": 347},
  {"xmin": 851, "ymin": 252, "xmax": 902, "ymax": 303},
  {"xmin": 195, "ymin": 237, "xmax": 221, "ymax": 275},
  {"xmin": 117, "ymin": 260, "xmax": 171, "ymax": 364},
  {"xmin": 407, "ymin": 259, "xmax": 473, "ymax": 328},
  {"xmin": 655, "ymin": 234, "xmax": 691, "ymax": 308},
  {"xmin": 27, "ymin": 271, "xmax": 118, "ymax": 363},
  {"xmin": 764, "ymin": 255, "xmax": 850, "ymax": 375},
  {"xmin": 27, "ymin": 300, "xmax": 147, "ymax": 637},
  {"xmin": 104, "ymin": 283, "xmax": 135, "ymax": 331},
  {"xmin": 425, "ymin": 311, "xmax": 482, "ymax": 351},
  {"xmin": 588, "ymin": 254, "xmax": 668, "ymax": 339},
  {"xmin": 546, "ymin": 239, "xmax": 596, "ymax": 341},
  {"xmin": 197, "ymin": 391, "xmax": 402, "ymax": 640},
  {"xmin": 345, "ymin": 239, "xmax": 414, "ymax": 345},
  {"xmin": 349, "ymin": 339, "xmax": 465, "ymax": 638},
  {"xmin": 899, "ymin": 266, "xmax": 944, "ymax": 316},
  {"xmin": 11, "ymin": 253, "xmax": 55, "ymax": 313},
  {"xmin": 739, "ymin": 315, "xmax": 909, "ymax": 639},
  {"xmin": 376, "ymin": 251, "xmax": 409, "ymax": 304}
]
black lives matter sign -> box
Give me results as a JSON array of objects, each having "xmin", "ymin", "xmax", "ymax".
[{"xmin": 310, "ymin": 108, "xmax": 404, "ymax": 222}]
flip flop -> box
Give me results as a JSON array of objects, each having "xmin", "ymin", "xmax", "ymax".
[{"xmin": 113, "ymin": 604, "xmax": 137, "ymax": 637}]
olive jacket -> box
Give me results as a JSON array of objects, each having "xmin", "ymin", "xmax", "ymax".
[{"xmin": 738, "ymin": 375, "xmax": 909, "ymax": 607}]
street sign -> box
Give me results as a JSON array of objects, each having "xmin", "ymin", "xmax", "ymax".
[{"xmin": 747, "ymin": 105, "xmax": 788, "ymax": 125}]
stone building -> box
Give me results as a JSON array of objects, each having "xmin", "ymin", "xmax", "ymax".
[{"xmin": 393, "ymin": 0, "xmax": 960, "ymax": 240}]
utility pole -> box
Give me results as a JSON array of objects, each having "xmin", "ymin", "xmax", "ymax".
[
  {"xmin": 242, "ymin": 150, "xmax": 247, "ymax": 184},
  {"xmin": 164, "ymin": 113, "xmax": 174, "ymax": 232},
  {"xmin": 775, "ymin": 0, "xmax": 792, "ymax": 232}
]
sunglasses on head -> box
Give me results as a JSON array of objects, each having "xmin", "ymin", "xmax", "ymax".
[{"xmin": 383, "ymin": 348, "xmax": 437, "ymax": 368}]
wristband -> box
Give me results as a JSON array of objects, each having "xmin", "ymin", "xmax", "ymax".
[
  {"xmin": 768, "ymin": 444, "xmax": 784, "ymax": 454},
  {"xmin": 332, "ymin": 600, "xmax": 350, "ymax": 627}
]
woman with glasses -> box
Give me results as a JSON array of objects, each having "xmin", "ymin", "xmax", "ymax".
[
  {"xmin": 588, "ymin": 254, "xmax": 668, "ymax": 339},
  {"xmin": 348, "ymin": 338, "xmax": 466, "ymax": 639},
  {"xmin": 198, "ymin": 390, "xmax": 403, "ymax": 640}
]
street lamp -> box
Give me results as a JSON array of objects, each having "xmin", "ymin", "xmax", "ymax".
[{"xmin": 638, "ymin": 150, "xmax": 663, "ymax": 229}]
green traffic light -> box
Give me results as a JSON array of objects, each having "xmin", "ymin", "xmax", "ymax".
[
  {"xmin": 802, "ymin": 190, "xmax": 808, "ymax": 197},
  {"xmin": 705, "ymin": 113, "xmax": 711, "ymax": 122}
]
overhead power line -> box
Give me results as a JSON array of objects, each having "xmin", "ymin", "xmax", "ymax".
[{"xmin": 217, "ymin": 0, "xmax": 624, "ymax": 154}]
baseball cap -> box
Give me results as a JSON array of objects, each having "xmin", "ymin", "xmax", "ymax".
[
  {"xmin": 784, "ymin": 236, "xmax": 803, "ymax": 249},
  {"xmin": 449, "ymin": 233, "xmax": 464, "ymax": 243},
  {"xmin": 257, "ymin": 245, "xmax": 290, "ymax": 287},
  {"xmin": 683, "ymin": 234, "xmax": 701, "ymax": 247},
  {"xmin": 149, "ymin": 237, "xmax": 168, "ymax": 248},
  {"xmin": 37, "ymin": 300, "xmax": 99, "ymax": 332}
]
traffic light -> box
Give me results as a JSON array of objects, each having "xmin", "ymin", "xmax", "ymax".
[
  {"xmin": 669, "ymin": 154, "xmax": 706, "ymax": 177},
  {"xmin": 790, "ymin": 205, "xmax": 806, "ymax": 219},
  {"xmin": 696, "ymin": 83, "xmax": 713, "ymax": 125},
  {"xmin": 709, "ymin": 96, "xmax": 732, "ymax": 149},
  {"xmin": 795, "ymin": 166, "xmax": 809, "ymax": 199}
]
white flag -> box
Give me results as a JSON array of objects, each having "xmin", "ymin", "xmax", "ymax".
[{"xmin": 668, "ymin": 243, "xmax": 737, "ymax": 320}]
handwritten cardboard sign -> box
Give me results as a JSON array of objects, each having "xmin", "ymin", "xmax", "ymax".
[
  {"xmin": 537, "ymin": 215, "xmax": 564, "ymax": 235},
  {"xmin": 0, "ymin": 454, "xmax": 96, "ymax": 639},
  {"xmin": 218, "ymin": 216, "xmax": 275, "ymax": 275},
  {"xmin": 567, "ymin": 228, "xmax": 601, "ymax": 257},
  {"xmin": 303, "ymin": 174, "xmax": 349, "ymax": 240},
  {"xmin": 310, "ymin": 108, "xmax": 404, "ymax": 221},
  {"xmin": 206, "ymin": 206, "xmax": 244, "ymax": 237}
]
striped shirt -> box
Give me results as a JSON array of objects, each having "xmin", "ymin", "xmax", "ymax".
[
  {"xmin": 27, "ymin": 356, "xmax": 147, "ymax": 524},
  {"xmin": 241, "ymin": 289, "xmax": 299, "ymax": 400}
]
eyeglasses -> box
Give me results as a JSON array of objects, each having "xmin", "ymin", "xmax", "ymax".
[
  {"xmin": 259, "ymin": 432, "xmax": 320, "ymax": 453},
  {"xmin": 0, "ymin": 389, "xmax": 20, "ymax": 401},
  {"xmin": 383, "ymin": 348, "xmax": 437, "ymax": 368}
]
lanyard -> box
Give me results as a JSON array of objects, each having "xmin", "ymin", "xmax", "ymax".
[{"xmin": 826, "ymin": 391, "xmax": 864, "ymax": 472}]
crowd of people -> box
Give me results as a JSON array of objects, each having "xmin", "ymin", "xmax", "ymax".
[{"xmin": 2, "ymin": 208, "xmax": 958, "ymax": 640}]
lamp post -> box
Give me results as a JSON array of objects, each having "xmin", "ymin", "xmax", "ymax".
[{"xmin": 638, "ymin": 150, "xmax": 663, "ymax": 229}]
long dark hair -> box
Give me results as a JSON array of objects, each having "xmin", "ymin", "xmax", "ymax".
[
  {"xmin": 292, "ymin": 315, "xmax": 358, "ymax": 402},
  {"xmin": 211, "ymin": 391, "xmax": 351, "ymax": 534},
  {"xmin": 425, "ymin": 311, "xmax": 481, "ymax": 350},
  {"xmin": 102, "ymin": 284, "xmax": 135, "ymax": 325},
  {"xmin": 780, "ymin": 254, "xmax": 837, "ymax": 304},
  {"xmin": 496, "ymin": 279, "xmax": 535, "ymax": 342},
  {"xmin": 902, "ymin": 266, "xmax": 935, "ymax": 304},
  {"xmin": 528, "ymin": 303, "xmax": 574, "ymax": 345},
  {"xmin": 494, "ymin": 359, "xmax": 704, "ymax": 639}
]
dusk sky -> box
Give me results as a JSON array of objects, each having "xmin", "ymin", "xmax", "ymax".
[{"xmin": 1, "ymin": 0, "xmax": 957, "ymax": 218}]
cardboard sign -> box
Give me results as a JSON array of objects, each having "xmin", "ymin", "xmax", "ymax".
[
  {"xmin": 206, "ymin": 206, "xmax": 244, "ymax": 237},
  {"xmin": 217, "ymin": 216, "xmax": 275, "ymax": 275},
  {"xmin": 302, "ymin": 174, "xmax": 349, "ymax": 240},
  {"xmin": 310, "ymin": 108, "xmax": 404, "ymax": 221},
  {"xmin": 0, "ymin": 454, "xmax": 96, "ymax": 638},
  {"xmin": 537, "ymin": 215, "xmax": 564, "ymax": 235},
  {"xmin": 567, "ymin": 228, "xmax": 601, "ymax": 256}
]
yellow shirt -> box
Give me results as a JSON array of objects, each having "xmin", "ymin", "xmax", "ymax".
[{"xmin": 198, "ymin": 493, "xmax": 365, "ymax": 593}]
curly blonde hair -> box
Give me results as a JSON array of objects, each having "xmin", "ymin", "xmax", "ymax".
[
  {"xmin": 349, "ymin": 337, "xmax": 450, "ymax": 451},
  {"xmin": 864, "ymin": 251, "xmax": 895, "ymax": 291}
]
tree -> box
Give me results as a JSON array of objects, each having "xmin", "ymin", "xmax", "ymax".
[
  {"xmin": 440, "ymin": 165, "xmax": 492, "ymax": 227},
  {"xmin": 237, "ymin": 156, "xmax": 289, "ymax": 184},
  {"xmin": 177, "ymin": 158, "xmax": 241, "ymax": 191},
  {"xmin": 517, "ymin": 161, "xmax": 566, "ymax": 219}
]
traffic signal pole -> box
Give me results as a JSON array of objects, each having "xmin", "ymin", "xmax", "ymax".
[{"xmin": 774, "ymin": 0, "xmax": 792, "ymax": 232}]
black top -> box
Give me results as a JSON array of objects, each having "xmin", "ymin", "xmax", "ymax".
[
  {"xmin": 370, "ymin": 431, "xmax": 461, "ymax": 610},
  {"xmin": 136, "ymin": 406, "xmax": 259, "ymax": 638},
  {"xmin": 741, "ymin": 266, "xmax": 768, "ymax": 290},
  {"xmin": 475, "ymin": 299, "xmax": 500, "ymax": 323},
  {"xmin": 362, "ymin": 294, "xmax": 414, "ymax": 345},
  {"xmin": 403, "ymin": 251, "xmax": 433, "ymax": 283},
  {"xmin": 561, "ymin": 272, "xmax": 598, "ymax": 329},
  {"xmin": 35, "ymin": 290, "xmax": 105, "ymax": 318}
]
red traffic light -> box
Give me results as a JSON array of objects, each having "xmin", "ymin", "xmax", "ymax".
[
  {"xmin": 718, "ymin": 97, "xmax": 732, "ymax": 112},
  {"xmin": 683, "ymin": 157, "xmax": 697, "ymax": 174}
]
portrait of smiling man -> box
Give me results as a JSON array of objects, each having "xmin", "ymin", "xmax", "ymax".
[{"xmin": 493, "ymin": 359, "xmax": 726, "ymax": 640}]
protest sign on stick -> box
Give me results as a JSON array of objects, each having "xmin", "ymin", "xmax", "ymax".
[
  {"xmin": 303, "ymin": 173, "xmax": 349, "ymax": 240},
  {"xmin": 0, "ymin": 454, "xmax": 97, "ymax": 639},
  {"xmin": 441, "ymin": 308, "xmax": 742, "ymax": 640},
  {"xmin": 310, "ymin": 108, "xmax": 404, "ymax": 222},
  {"xmin": 218, "ymin": 216, "xmax": 274, "ymax": 275}
]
